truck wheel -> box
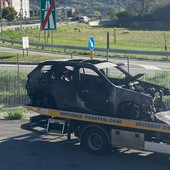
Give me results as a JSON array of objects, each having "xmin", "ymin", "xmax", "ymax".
[{"xmin": 83, "ymin": 128, "xmax": 111, "ymax": 154}]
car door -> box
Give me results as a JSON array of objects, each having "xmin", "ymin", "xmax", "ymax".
[
  {"xmin": 49, "ymin": 64, "xmax": 77, "ymax": 110},
  {"xmin": 77, "ymin": 67, "xmax": 111, "ymax": 115}
]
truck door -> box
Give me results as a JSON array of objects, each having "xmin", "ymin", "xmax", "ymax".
[{"xmin": 77, "ymin": 67, "xmax": 111, "ymax": 115}]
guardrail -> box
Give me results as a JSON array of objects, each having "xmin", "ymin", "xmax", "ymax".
[{"xmin": 0, "ymin": 37, "xmax": 170, "ymax": 56}]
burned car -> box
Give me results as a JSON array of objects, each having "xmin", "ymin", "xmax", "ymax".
[{"xmin": 26, "ymin": 59, "xmax": 170, "ymax": 121}]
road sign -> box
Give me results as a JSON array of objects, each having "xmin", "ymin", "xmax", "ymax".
[
  {"xmin": 88, "ymin": 36, "xmax": 95, "ymax": 51},
  {"xmin": 22, "ymin": 37, "xmax": 29, "ymax": 49},
  {"xmin": 41, "ymin": 0, "xmax": 56, "ymax": 30}
]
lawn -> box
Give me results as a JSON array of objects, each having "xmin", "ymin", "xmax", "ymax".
[
  {"xmin": 1, "ymin": 23, "xmax": 170, "ymax": 61},
  {"xmin": 2, "ymin": 24, "xmax": 170, "ymax": 51}
]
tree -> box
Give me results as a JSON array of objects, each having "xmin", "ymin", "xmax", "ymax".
[
  {"xmin": 128, "ymin": 0, "xmax": 159, "ymax": 16},
  {"xmin": 60, "ymin": 8, "xmax": 66, "ymax": 21},
  {"xmin": 72, "ymin": 8, "xmax": 79, "ymax": 17},
  {"xmin": 107, "ymin": 11, "xmax": 117, "ymax": 20},
  {"xmin": 2, "ymin": 7, "xmax": 17, "ymax": 21},
  {"xmin": 116, "ymin": 10, "xmax": 134, "ymax": 21},
  {"xmin": 152, "ymin": 2, "xmax": 170, "ymax": 21}
]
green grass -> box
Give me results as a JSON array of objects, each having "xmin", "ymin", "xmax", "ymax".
[
  {"xmin": 7, "ymin": 108, "xmax": 25, "ymax": 120},
  {"xmin": 3, "ymin": 24, "xmax": 170, "ymax": 50},
  {"xmin": 0, "ymin": 51, "xmax": 70, "ymax": 62},
  {"xmin": 1, "ymin": 24, "xmax": 170, "ymax": 61}
]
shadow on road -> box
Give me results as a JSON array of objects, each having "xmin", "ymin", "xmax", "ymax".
[{"xmin": 0, "ymin": 120, "xmax": 170, "ymax": 170}]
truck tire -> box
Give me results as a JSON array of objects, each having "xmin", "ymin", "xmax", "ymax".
[{"xmin": 82, "ymin": 128, "xmax": 111, "ymax": 154}]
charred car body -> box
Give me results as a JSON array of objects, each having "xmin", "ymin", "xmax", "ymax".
[{"xmin": 26, "ymin": 59, "xmax": 170, "ymax": 121}]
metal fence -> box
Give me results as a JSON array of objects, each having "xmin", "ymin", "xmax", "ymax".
[
  {"xmin": 1, "ymin": 37, "xmax": 170, "ymax": 57},
  {"xmin": 0, "ymin": 64, "xmax": 31, "ymax": 108}
]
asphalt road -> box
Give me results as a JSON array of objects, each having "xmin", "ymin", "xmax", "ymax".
[
  {"xmin": 1, "ymin": 45, "xmax": 170, "ymax": 70},
  {"xmin": 0, "ymin": 119, "xmax": 170, "ymax": 170},
  {"xmin": 1, "ymin": 45, "xmax": 170, "ymax": 79}
]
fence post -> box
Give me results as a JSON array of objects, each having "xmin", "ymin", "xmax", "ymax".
[
  {"xmin": 106, "ymin": 31, "xmax": 109, "ymax": 61},
  {"xmin": 164, "ymin": 33, "xmax": 167, "ymax": 50},
  {"xmin": 17, "ymin": 54, "xmax": 20, "ymax": 82},
  {"xmin": 126, "ymin": 54, "xmax": 130, "ymax": 73},
  {"xmin": 114, "ymin": 27, "xmax": 117, "ymax": 44}
]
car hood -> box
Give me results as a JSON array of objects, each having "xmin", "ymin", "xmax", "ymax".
[{"xmin": 138, "ymin": 80, "xmax": 170, "ymax": 95}]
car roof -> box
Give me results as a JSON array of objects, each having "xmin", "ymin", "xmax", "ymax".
[{"xmin": 38, "ymin": 59, "xmax": 117, "ymax": 69}]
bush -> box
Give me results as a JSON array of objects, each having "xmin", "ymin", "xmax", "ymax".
[{"xmin": 7, "ymin": 108, "xmax": 25, "ymax": 120}]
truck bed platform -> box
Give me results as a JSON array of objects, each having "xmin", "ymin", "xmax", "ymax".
[{"xmin": 25, "ymin": 105, "xmax": 170, "ymax": 134}]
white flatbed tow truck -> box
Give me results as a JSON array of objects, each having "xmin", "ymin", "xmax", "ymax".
[{"xmin": 21, "ymin": 105, "xmax": 170, "ymax": 155}]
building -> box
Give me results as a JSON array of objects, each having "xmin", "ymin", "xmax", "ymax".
[
  {"xmin": 0, "ymin": 0, "xmax": 10, "ymax": 9},
  {"xmin": 1, "ymin": 0, "xmax": 30, "ymax": 18},
  {"xmin": 10, "ymin": 0, "xmax": 30, "ymax": 18},
  {"xmin": 56, "ymin": 6, "xmax": 74, "ymax": 19}
]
